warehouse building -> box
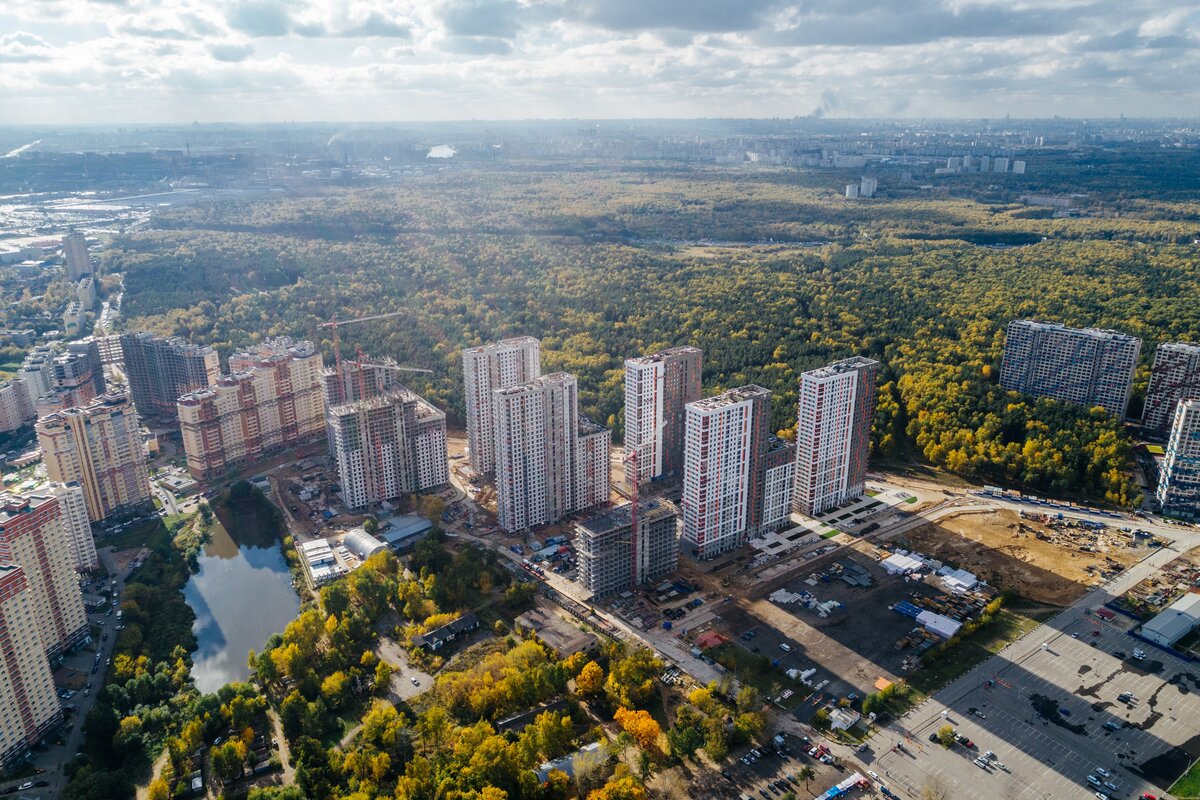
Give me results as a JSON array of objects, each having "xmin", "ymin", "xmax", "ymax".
[{"xmin": 1141, "ymin": 592, "xmax": 1200, "ymax": 648}]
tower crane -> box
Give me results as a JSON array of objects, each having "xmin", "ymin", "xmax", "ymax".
[{"xmin": 317, "ymin": 310, "xmax": 412, "ymax": 403}]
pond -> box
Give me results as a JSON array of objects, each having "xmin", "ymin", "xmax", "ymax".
[{"xmin": 183, "ymin": 505, "xmax": 299, "ymax": 693}]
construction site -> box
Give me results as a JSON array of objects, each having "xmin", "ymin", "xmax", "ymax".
[
  {"xmin": 1112, "ymin": 546, "xmax": 1200, "ymax": 622},
  {"xmin": 899, "ymin": 507, "xmax": 1150, "ymax": 606}
]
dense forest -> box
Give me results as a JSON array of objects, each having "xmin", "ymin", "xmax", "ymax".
[{"xmin": 108, "ymin": 164, "xmax": 1200, "ymax": 505}]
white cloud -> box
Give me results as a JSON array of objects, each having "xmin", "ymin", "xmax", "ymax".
[{"xmin": 0, "ymin": 0, "xmax": 1196, "ymax": 122}]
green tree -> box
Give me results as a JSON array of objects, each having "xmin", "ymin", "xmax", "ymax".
[{"xmin": 937, "ymin": 724, "xmax": 956, "ymax": 748}]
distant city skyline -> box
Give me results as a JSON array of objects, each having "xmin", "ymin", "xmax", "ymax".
[{"xmin": 0, "ymin": 1, "xmax": 1197, "ymax": 124}]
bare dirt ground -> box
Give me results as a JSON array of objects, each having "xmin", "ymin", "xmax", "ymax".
[{"xmin": 903, "ymin": 508, "xmax": 1142, "ymax": 606}]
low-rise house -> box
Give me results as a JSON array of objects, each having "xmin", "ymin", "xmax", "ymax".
[{"xmin": 412, "ymin": 612, "xmax": 479, "ymax": 651}]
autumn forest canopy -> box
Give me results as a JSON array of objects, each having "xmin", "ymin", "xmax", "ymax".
[{"xmin": 108, "ymin": 163, "xmax": 1200, "ymax": 506}]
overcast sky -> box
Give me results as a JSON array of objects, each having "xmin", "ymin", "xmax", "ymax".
[{"xmin": 1, "ymin": 0, "xmax": 1197, "ymax": 124}]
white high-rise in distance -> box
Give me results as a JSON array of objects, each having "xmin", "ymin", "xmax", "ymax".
[
  {"xmin": 792, "ymin": 357, "xmax": 879, "ymax": 517},
  {"xmin": 463, "ymin": 337, "xmax": 541, "ymax": 474}
]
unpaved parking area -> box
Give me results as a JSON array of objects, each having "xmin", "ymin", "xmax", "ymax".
[{"xmin": 904, "ymin": 509, "xmax": 1142, "ymax": 606}]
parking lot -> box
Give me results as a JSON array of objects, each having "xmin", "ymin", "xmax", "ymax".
[
  {"xmin": 718, "ymin": 735, "xmax": 847, "ymax": 800},
  {"xmin": 871, "ymin": 610, "xmax": 1200, "ymax": 800}
]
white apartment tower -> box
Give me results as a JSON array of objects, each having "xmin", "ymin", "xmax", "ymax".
[
  {"xmin": 623, "ymin": 346, "xmax": 702, "ymax": 486},
  {"xmin": 792, "ymin": 357, "xmax": 879, "ymax": 517},
  {"xmin": 463, "ymin": 337, "xmax": 541, "ymax": 474},
  {"xmin": 493, "ymin": 372, "xmax": 609, "ymax": 532},
  {"xmin": 762, "ymin": 439, "xmax": 796, "ymax": 529},
  {"xmin": 0, "ymin": 564, "xmax": 63, "ymax": 769},
  {"xmin": 0, "ymin": 379, "xmax": 34, "ymax": 433},
  {"xmin": 1000, "ymin": 320, "xmax": 1141, "ymax": 417},
  {"xmin": 681, "ymin": 385, "xmax": 772, "ymax": 560},
  {"xmin": 0, "ymin": 493, "xmax": 89, "ymax": 657},
  {"xmin": 1144, "ymin": 342, "xmax": 1200, "ymax": 433},
  {"xmin": 1158, "ymin": 400, "xmax": 1200, "ymax": 520},
  {"xmin": 48, "ymin": 483, "xmax": 97, "ymax": 572}
]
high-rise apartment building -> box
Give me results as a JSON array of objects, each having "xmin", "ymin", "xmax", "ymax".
[
  {"xmin": 62, "ymin": 233, "xmax": 91, "ymax": 280},
  {"xmin": 762, "ymin": 438, "xmax": 797, "ymax": 530},
  {"xmin": 1000, "ymin": 320, "xmax": 1141, "ymax": 417},
  {"xmin": 66, "ymin": 339, "xmax": 106, "ymax": 398},
  {"xmin": 20, "ymin": 341, "xmax": 106, "ymax": 416},
  {"xmin": 1144, "ymin": 343, "xmax": 1200, "ymax": 433},
  {"xmin": 577, "ymin": 420, "xmax": 611, "ymax": 512},
  {"xmin": 36, "ymin": 392, "xmax": 152, "ymax": 523},
  {"xmin": 119, "ymin": 332, "xmax": 221, "ymax": 419},
  {"xmin": 1158, "ymin": 400, "xmax": 1200, "ymax": 520},
  {"xmin": 623, "ymin": 346, "xmax": 702, "ymax": 487},
  {"xmin": 0, "ymin": 564, "xmax": 62, "ymax": 769},
  {"xmin": 48, "ymin": 482, "xmax": 98, "ymax": 572},
  {"xmin": 792, "ymin": 357, "xmax": 879, "ymax": 517},
  {"xmin": 0, "ymin": 493, "xmax": 89, "ymax": 657},
  {"xmin": 493, "ymin": 372, "xmax": 609, "ymax": 532},
  {"xmin": 327, "ymin": 385, "xmax": 449, "ymax": 511},
  {"xmin": 681, "ymin": 385, "xmax": 772, "ymax": 560},
  {"xmin": 95, "ymin": 334, "xmax": 123, "ymax": 368},
  {"xmin": 0, "ymin": 379, "xmax": 35, "ymax": 433},
  {"xmin": 178, "ymin": 338, "xmax": 324, "ymax": 479},
  {"xmin": 575, "ymin": 499, "xmax": 679, "ymax": 597},
  {"xmin": 463, "ymin": 337, "xmax": 541, "ymax": 474}
]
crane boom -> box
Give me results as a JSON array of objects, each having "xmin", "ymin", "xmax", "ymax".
[
  {"xmin": 358, "ymin": 362, "xmax": 433, "ymax": 374},
  {"xmin": 318, "ymin": 310, "xmax": 407, "ymax": 404},
  {"xmin": 317, "ymin": 310, "xmax": 406, "ymax": 329}
]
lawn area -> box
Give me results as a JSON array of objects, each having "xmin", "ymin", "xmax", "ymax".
[
  {"xmin": 908, "ymin": 607, "xmax": 1052, "ymax": 695},
  {"xmin": 1171, "ymin": 760, "xmax": 1200, "ymax": 798},
  {"xmin": 706, "ymin": 642, "xmax": 805, "ymax": 707}
]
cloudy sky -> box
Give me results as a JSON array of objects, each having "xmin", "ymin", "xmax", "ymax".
[{"xmin": 1, "ymin": 0, "xmax": 1197, "ymax": 124}]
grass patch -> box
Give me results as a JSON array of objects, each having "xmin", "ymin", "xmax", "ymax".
[
  {"xmin": 905, "ymin": 496, "xmax": 918, "ymax": 504},
  {"xmin": 908, "ymin": 608, "xmax": 1050, "ymax": 694},
  {"xmin": 1170, "ymin": 759, "xmax": 1200, "ymax": 798},
  {"xmin": 99, "ymin": 518, "xmax": 170, "ymax": 552},
  {"xmin": 707, "ymin": 642, "xmax": 795, "ymax": 701},
  {"xmin": 820, "ymin": 530, "xmax": 840, "ymax": 539}
]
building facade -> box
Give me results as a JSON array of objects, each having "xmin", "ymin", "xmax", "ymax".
[
  {"xmin": 48, "ymin": 482, "xmax": 98, "ymax": 572},
  {"xmin": 493, "ymin": 372, "xmax": 609, "ymax": 532},
  {"xmin": 623, "ymin": 346, "xmax": 702, "ymax": 487},
  {"xmin": 0, "ymin": 379, "xmax": 35, "ymax": 433},
  {"xmin": 178, "ymin": 338, "xmax": 324, "ymax": 479},
  {"xmin": 762, "ymin": 438, "xmax": 797, "ymax": 530},
  {"xmin": 792, "ymin": 357, "xmax": 880, "ymax": 517},
  {"xmin": 0, "ymin": 564, "xmax": 63, "ymax": 769},
  {"xmin": 463, "ymin": 337, "xmax": 541, "ymax": 474},
  {"xmin": 0, "ymin": 493, "xmax": 89, "ymax": 657},
  {"xmin": 681, "ymin": 385, "xmax": 772, "ymax": 560},
  {"xmin": 1158, "ymin": 400, "xmax": 1200, "ymax": 520},
  {"xmin": 62, "ymin": 233, "xmax": 90, "ymax": 280},
  {"xmin": 119, "ymin": 332, "xmax": 221, "ymax": 419},
  {"xmin": 999, "ymin": 320, "xmax": 1141, "ymax": 417},
  {"xmin": 1144, "ymin": 343, "xmax": 1200, "ymax": 433},
  {"xmin": 36, "ymin": 392, "xmax": 152, "ymax": 522},
  {"xmin": 327, "ymin": 387, "xmax": 449, "ymax": 511},
  {"xmin": 575, "ymin": 499, "xmax": 679, "ymax": 597}
]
